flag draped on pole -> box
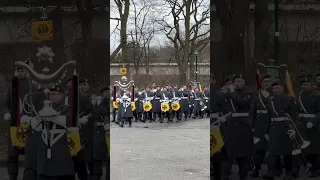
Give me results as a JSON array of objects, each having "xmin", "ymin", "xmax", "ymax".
[
  {"xmin": 256, "ymin": 69, "xmax": 262, "ymax": 90},
  {"xmin": 284, "ymin": 70, "xmax": 295, "ymax": 97}
]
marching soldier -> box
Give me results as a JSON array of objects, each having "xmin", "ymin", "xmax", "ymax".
[
  {"xmin": 203, "ymin": 86, "xmax": 210, "ymax": 118},
  {"xmin": 143, "ymin": 87, "xmax": 154, "ymax": 122},
  {"xmin": 119, "ymin": 90, "xmax": 134, "ymax": 127},
  {"xmin": 180, "ymin": 87, "xmax": 190, "ymax": 121},
  {"xmin": 87, "ymin": 87, "xmax": 109, "ymax": 180},
  {"xmin": 5, "ymin": 66, "xmax": 31, "ymax": 180},
  {"xmin": 160, "ymin": 87, "xmax": 172, "ymax": 123},
  {"xmin": 297, "ymin": 74, "xmax": 320, "ymax": 177},
  {"xmin": 171, "ymin": 85, "xmax": 182, "ymax": 121},
  {"xmin": 134, "ymin": 87, "xmax": 144, "ymax": 122},
  {"xmin": 192, "ymin": 87, "xmax": 203, "ymax": 119},
  {"xmin": 223, "ymin": 74, "xmax": 254, "ymax": 180},
  {"xmin": 265, "ymin": 80, "xmax": 298, "ymax": 180},
  {"xmin": 189, "ymin": 86, "xmax": 195, "ymax": 118},
  {"xmin": 152, "ymin": 86, "xmax": 162, "ymax": 121},
  {"xmin": 22, "ymin": 83, "xmax": 46, "ymax": 180},
  {"xmin": 111, "ymin": 83, "xmax": 119, "ymax": 123},
  {"xmin": 249, "ymin": 74, "xmax": 273, "ymax": 178},
  {"xmin": 37, "ymin": 86, "xmax": 76, "ymax": 180},
  {"xmin": 210, "ymin": 74, "xmax": 229, "ymax": 180},
  {"xmin": 71, "ymin": 78, "xmax": 94, "ymax": 180}
]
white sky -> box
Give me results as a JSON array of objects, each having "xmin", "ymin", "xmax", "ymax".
[{"xmin": 110, "ymin": 0, "xmax": 210, "ymax": 53}]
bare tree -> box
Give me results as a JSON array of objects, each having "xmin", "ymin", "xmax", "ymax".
[
  {"xmin": 110, "ymin": 0, "xmax": 130, "ymax": 63},
  {"xmin": 156, "ymin": 0, "xmax": 210, "ymax": 83},
  {"xmin": 129, "ymin": 0, "xmax": 156, "ymax": 75}
]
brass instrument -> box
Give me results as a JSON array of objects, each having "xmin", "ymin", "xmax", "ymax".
[
  {"xmin": 114, "ymin": 76, "xmax": 135, "ymax": 111},
  {"xmin": 284, "ymin": 113, "xmax": 311, "ymax": 171}
]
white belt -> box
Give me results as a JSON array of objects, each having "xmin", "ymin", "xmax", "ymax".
[
  {"xmin": 299, "ymin": 114, "xmax": 315, "ymax": 118},
  {"xmin": 155, "ymin": 98, "xmax": 160, "ymax": 99},
  {"xmin": 211, "ymin": 113, "xmax": 220, "ymax": 118},
  {"xmin": 181, "ymin": 97, "xmax": 188, "ymax": 99},
  {"xmin": 271, "ymin": 117, "xmax": 286, "ymax": 122},
  {"xmin": 195, "ymin": 98, "xmax": 201, "ymax": 101},
  {"xmin": 231, "ymin": 113, "xmax": 249, "ymax": 117},
  {"xmin": 257, "ymin": 110, "xmax": 268, "ymax": 114}
]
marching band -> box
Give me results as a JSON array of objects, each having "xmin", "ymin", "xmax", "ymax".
[
  {"xmin": 4, "ymin": 60, "xmax": 109, "ymax": 180},
  {"xmin": 211, "ymin": 68, "xmax": 320, "ymax": 180},
  {"xmin": 111, "ymin": 77, "xmax": 210, "ymax": 127}
]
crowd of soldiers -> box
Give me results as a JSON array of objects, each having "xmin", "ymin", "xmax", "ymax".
[
  {"xmin": 111, "ymin": 77, "xmax": 210, "ymax": 127},
  {"xmin": 211, "ymin": 73, "xmax": 320, "ymax": 180},
  {"xmin": 4, "ymin": 66, "xmax": 109, "ymax": 180}
]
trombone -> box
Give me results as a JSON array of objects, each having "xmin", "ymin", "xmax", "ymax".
[{"xmin": 284, "ymin": 113, "xmax": 311, "ymax": 171}]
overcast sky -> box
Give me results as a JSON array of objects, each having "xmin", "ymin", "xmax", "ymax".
[{"xmin": 110, "ymin": 0, "xmax": 210, "ymax": 53}]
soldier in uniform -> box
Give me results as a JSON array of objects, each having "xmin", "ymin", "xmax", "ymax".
[
  {"xmin": 249, "ymin": 74, "xmax": 273, "ymax": 178},
  {"xmin": 119, "ymin": 90, "xmax": 134, "ymax": 127},
  {"xmin": 70, "ymin": 78, "xmax": 94, "ymax": 180},
  {"xmin": 180, "ymin": 87, "xmax": 190, "ymax": 121},
  {"xmin": 192, "ymin": 87, "xmax": 203, "ymax": 119},
  {"xmin": 171, "ymin": 85, "xmax": 182, "ymax": 121},
  {"xmin": 134, "ymin": 87, "xmax": 144, "ymax": 122},
  {"xmin": 142, "ymin": 87, "xmax": 153, "ymax": 122},
  {"xmin": 5, "ymin": 66, "xmax": 31, "ymax": 180},
  {"xmin": 87, "ymin": 87, "xmax": 109, "ymax": 180},
  {"xmin": 297, "ymin": 74, "xmax": 320, "ymax": 177},
  {"xmin": 223, "ymin": 74, "xmax": 254, "ymax": 180},
  {"xmin": 37, "ymin": 86, "xmax": 75, "ymax": 180},
  {"xmin": 264, "ymin": 80, "xmax": 298, "ymax": 180},
  {"xmin": 160, "ymin": 87, "xmax": 172, "ymax": 123},
  {"xmin": 315, "ymin": 73, "xmax": 320, "ymax": 91},
  {"xmin": 210, "ymin": 74, "xmax": 229, "ymax": 180},
  {"xmin": 22, "ymin": 84, "xmax": 46, "ymax": 180},
  {"xmin": 203, "ymin": 86, "xmax": 210, "ymax": 118},
  {"xmin": 188, "ymin": 86, "xmax": 195, "ymax": 118},
  {"xmin": 111, "ymin": 83, "xmax": 119, "ymax": 122},
  {"xmin": 152, "ymin": 86, "xmax": 162, "ymax": 121}
]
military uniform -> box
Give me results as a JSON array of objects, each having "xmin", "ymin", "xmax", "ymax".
[
  {"xmin": 134, "ymin": 90, "xmax": 144, "ymax": 122},
  {"xmin": 203, "ymin": 88, "xmax": 210, "ymax": 117},
  {"xmin": 37, "ymin": 86, "xmax": 75, "ymax": 180},
  {"xmin": 224, "ymin": 75, "xmax": 254, "ymax": 180},
  {"xmin": 170, "ymin": 87, "xmax": 181, "ymax": 121},
  {"xmin": 87, "ymin": 87, "xmax": 109, "ymax": 180},
  {"xmin": 119, "ymin": 92, "xmax": 134, "ymax": 127},
  {"xmin": 250, "ymin": 89, "xmax": 272, "ymax": 177},
  {"xmin": 210, "ymin": 82, "xmax": 229, "ymax": 180},
  {"xmin": 152, "ymin": 90, "xmax": 162, "ymax": 121},
  {"xmin": 297, "ymin": 75, "xmax": 320, "ymax": 177},
  {"xmin": 23, "ymin": 90, "xmax": 46, "ymax": 180},
  {"xmin": 265, "ymin": 80, "xmax": 297, "ymax": 180},
  {"xmin": 192, "ymin": 89, "xmax": 203, "ymax": 119},
  {"xmin": 160, "ymin": 90, "xmax": 172, "ymax": 123},
  {"xmin": 180, "ymin": 90, "xmax": 190, "ymax": 120},
  {"xmin": 188, "ymin": 90, "xmax": 195, "ymax": 118},
  {"xmin": 7, "ymin": 76, "xmax": 31, "ymax": 180}
]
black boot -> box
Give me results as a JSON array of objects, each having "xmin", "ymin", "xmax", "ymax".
[
  {"xmin": 262, "ymin": 170, "xmax": 275, "ymax": 180},
  {"xmin": 9, "ymin": 175, "xmax": 18, "ymax": 180},
  {"xmin": 249, "ymin": 169, "xmax": 259, "ymax": 177}
]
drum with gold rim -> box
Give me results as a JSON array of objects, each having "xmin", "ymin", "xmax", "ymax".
[
  {"xmin": 143, "ymin": 101, "xmax": 152, "ymax": 112},
  {"xmin": 171, "ymin": 101, "xmax": 180, "ymax": 111},
  {"xmin": 161, "ymin": 103, "xmax": 170, "ymax": 112}
]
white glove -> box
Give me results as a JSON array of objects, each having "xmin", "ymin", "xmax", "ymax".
[
  {"xmin": 79, "ymin": 116, "xmax": 88, "ymax": 124},
  {"xmin": 307, "ymin": 122, "xmax": 314, "ymax": 129},
  {"xmin": 229, "ymin": 84, "xmax": 235, "ymax": 92},
  {"xmin": 4, "ymin": 113, "xmax": 11, "ymax": 121},
  {"xmin": 218, "ymin": 116, "xmax": 226, "ymax": 123},
  {"xmin": 288, "ymin": 129, "xmax": 296, "ymax": 139},
  {"xmin": 264, "ymin": 134, "xmax": 269, "ymax": 141},
  {"xmin": 20, "ymin": 115, "xmax": 31, "ymax": 125}
]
